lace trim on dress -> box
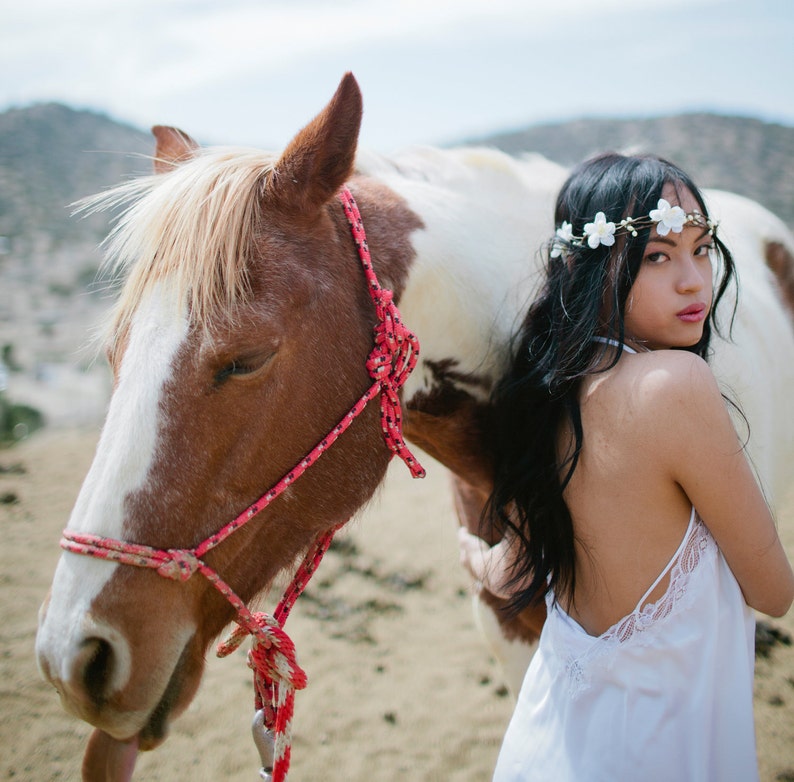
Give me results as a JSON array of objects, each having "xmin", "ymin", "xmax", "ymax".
[{"xmin": 549, "ymin": 515, "xmax": 715, "ymax": 698}]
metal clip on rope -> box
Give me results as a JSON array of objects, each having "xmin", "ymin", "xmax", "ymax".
[{"xmin": 252, "ymin": 709, "xmax": 277, "ymax": 781}]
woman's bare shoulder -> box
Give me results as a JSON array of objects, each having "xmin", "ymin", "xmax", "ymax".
[
  {"xmin": 627, "ymin": 348, "xmax": 713, "ymax": 381},
  {"xmin": 590, "ymin": 350, "xmax": 726, "ymax": 461},
  {"xmin": 620, "ymin": 350, "xmax": 720, "ymax": 414}
]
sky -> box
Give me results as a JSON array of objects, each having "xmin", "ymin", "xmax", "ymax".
[{"xmin": 1, "ymin": 0, "xmax": 793, "ymax": 153}]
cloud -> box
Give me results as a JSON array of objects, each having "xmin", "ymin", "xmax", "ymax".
[
  {"xmin": 1, "ymin": 0, "xmax": 790, "ymax": 151},
  {"xmin": 3, "ymin": 0, "xmax": 723, "ymax": 101}
]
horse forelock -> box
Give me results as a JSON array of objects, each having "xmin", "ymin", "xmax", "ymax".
[{"xmin": 80, "ymin": 146, "xmax": 280, "ymax": 350}]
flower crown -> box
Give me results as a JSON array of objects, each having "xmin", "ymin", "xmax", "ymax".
[{"xmin": 550, "ymin": 198, "xmax": 719, "ymax": 259}]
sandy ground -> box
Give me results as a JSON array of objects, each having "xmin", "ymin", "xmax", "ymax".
[{"xmin": 2, "ymin": 428, "xmax": 793, "ymax": 781}]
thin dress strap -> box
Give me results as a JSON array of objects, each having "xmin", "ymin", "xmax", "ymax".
[{"xmin": 634, "ymin": 507, "xmax": 697, "ymax": 611}]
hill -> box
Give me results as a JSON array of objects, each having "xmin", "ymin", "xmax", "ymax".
[
  {"xmin": 467, "ymin": 113, "xmax": 794, "ymax": 228},
  {"xmin": 0, "ymin": 104, "xmax": 151, "ymax": 427},
  {"xmin": 0, "ymin": 102, "xmax": 151, "ymax": 246}
]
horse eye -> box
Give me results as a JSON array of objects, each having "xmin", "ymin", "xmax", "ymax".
[{"xmin": 214, "ymin": 355, "xmax": 273, "ymax": 385}]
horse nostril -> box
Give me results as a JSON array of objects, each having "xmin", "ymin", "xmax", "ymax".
[{"xmin": 81, "ymin": 637, "xmax": 115, "ymax": 707}]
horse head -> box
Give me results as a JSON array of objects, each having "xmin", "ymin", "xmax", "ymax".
[{"xmin": 35, "ymin": 73, "xmax": 423, "ymax": 776}]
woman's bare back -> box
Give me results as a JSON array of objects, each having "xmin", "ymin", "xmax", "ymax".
[{"xmin": 561, "ymin": 348, "xmax": 747, "ymax": 635}]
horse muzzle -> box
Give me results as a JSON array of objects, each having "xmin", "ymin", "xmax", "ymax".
[{"xmin": 36, "ymin": 577, "xmax": 201, "ymax": 751}]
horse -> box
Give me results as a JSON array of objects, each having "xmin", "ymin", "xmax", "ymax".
[{"xmin": 35, "ymin": 73, "xmax": 794, "ymax": 780}]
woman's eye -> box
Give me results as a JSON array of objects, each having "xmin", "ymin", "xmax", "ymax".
[
  {"xmin": 643, "ymin": 251, "xmax": 667, "ymax": 264},
  {"xmin": 695, "ymin": 243, "xmax": 715, "ymax": 256}
]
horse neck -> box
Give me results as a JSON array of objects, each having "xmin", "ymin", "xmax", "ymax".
[{"xmin": 360, "ymin": 147, "xmax": 566, "ymax": 400}]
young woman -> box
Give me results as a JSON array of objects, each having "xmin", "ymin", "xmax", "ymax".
[{"xmin": 459, "ymin": 153, "xmax": 794, "ymax": 781}]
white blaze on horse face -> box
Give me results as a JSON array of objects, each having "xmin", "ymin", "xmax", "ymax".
[{"xmin": 37, "ymin": 285, "xmax": 189, "ymax": 691}]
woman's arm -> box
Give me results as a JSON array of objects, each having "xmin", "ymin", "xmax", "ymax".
[{"xmin": 651, "ymin": 352, "xmax": 794, "ymax": 617}]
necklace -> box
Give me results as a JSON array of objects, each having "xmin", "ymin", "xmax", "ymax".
[{"xmin": 592, "ymin": 335, "xmax": 638, "ymax": 355}]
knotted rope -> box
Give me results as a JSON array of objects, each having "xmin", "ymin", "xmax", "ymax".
[
  {"xmin": 339, "ymin": 186, "xmax": 425, "ymax": 478},
  {"xmin": 216, "ymin": 526, "xmax": 338, "ymax": 778},
  {"xmin": 60, "ymin": 187, "xmax": 424, "ymax": 782}
]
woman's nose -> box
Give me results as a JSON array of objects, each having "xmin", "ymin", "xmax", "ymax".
[{"xmin": 678, "ymin": 256, "xmax": 707, "ymax": 293}]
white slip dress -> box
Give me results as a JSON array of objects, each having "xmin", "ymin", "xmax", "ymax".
[{"xmin": 493, "ymin": 508, "xmax": 758, "ymax": 781}]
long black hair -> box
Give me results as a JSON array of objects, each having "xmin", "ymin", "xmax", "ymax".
[{"xmin": 486, "ymin": 153, "xmax": 736, "ymax": 615}]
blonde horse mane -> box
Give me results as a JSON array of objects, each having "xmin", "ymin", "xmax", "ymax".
[{"xmin": 79, "ymin": 146, "xmax": 279, "ymax": 350}]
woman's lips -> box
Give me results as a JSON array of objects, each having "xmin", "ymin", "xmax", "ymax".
[{"xmin": 677, "ymin": 303, "xmax": 707, "ymax": 323}]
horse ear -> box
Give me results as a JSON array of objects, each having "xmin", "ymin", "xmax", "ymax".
[
  {"xmin": 151, "ymin": 126, "xmax": 200, "ymax": 174},
  {"xmin": 270, "ymin": 72, "xmax": 362, "ymax": 214}
]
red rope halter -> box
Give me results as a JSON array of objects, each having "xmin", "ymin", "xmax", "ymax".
[{"xmin": 60, "ymin": 187, "xmax": 425, "ymax": 782}]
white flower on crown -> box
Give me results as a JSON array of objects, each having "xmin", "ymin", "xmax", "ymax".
[
  {"xmin": 550, "ymin": 221, "xmax": 574, "ymax": 258},
  {"xmin": 583, "ymin": 212, "xmax": 616, "ymax": 249},
  {"xmin": 648, "ymin": 198, "xmax": 687, "ymax": 236},
  {"xmin": 548, "ymin": 202, "xmax": 719, "ymax": 259}
]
